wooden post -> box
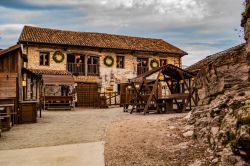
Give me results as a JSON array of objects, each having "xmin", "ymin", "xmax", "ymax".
[
  {"xmin": 143, "ymin": 71, "xmax": 161, "ymax": 114},
  {"xmin": 109, "ymin": 92, "xmax": 111, "ymax": 106},
  {"xmin": 114, "ymin": 92, "xmax": 117, "ymax": 105}
]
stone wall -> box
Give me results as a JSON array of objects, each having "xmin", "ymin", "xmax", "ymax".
[
  {"xmin": 188, "ymin": 37, "xmax": 250, "ymax": 165},
  {"xmin": 243, "ymin": 0, "xmax": 250, "ymax": 53},
  {"xmin": 23, "ymin": 45, "xmax": 181, "ymax": 92}
]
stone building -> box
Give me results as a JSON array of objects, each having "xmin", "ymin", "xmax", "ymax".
[{"xmin": 18, "ymin": 25, "xmax": 187, "ymax": 107}]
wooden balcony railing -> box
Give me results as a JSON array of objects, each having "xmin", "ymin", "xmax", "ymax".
[
  {"xmin": 137, "ymin": 66, "xmax": 149, "ymax": 75},
  {"xmin": 67, "ymin": 63, "xmax": 99, "ymax": 76},
  {"xmin": 87, "ymin": 64, "xmax": 99, "ymax": 76},
  {"xmin": 67, "ymin": 63, "xmax": 85, "ymax": 75}
]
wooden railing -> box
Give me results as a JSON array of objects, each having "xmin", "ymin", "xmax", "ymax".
[
  {"xmin": 67, "ymin": 63, "xmax": 85, "ymax": 75},
  {"xmin": 99, "ymin": 92, "xmax": 120, "ymax": 107},
  {"xmin": 88, "ymin": 64, "xmax": 99, "ymax": 76},
  {"xmin": 67, "ymin": 63, "xmax": 99, "ymax": 76},
  {"xmin": 137, "ymin": 66, "xmax": 149, "ymax": 75}
]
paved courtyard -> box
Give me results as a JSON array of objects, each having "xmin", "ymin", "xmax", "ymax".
[
  {"xmin": 0, "ymin": 107, "xmax": 127, "ymax": 150},
  {"xmin": 0, "ymin": 107, "xmax": 128, "ymax": 166}
]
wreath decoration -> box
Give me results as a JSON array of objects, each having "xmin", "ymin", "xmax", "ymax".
[
  {"xmin": 53, "ymin": 51, "xmax": 65, "ymax": 63},
  {"xmin": 150, "ymin": 59, "xmax": 159, "ymax": 68},
  {"xmin": 104, "ymin": 56, "xmax": 114, "ymax": 67}
]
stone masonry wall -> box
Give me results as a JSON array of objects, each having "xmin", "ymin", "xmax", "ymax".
[
  {"xmin": 23, "ymin": 45, "xmax": 181, "ymax": 92},
  {"xmin": 188, "ymin": 36, "xmax": 250, "ymax": 165}
]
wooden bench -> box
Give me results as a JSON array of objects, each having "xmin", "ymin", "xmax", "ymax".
[
  {"xmin": 0, "ymin": 107, "xmax": 11, "ymax": 131},
  {"xmin": 43, "ymin": 96, "xmax": 74, "ymax": 110}
]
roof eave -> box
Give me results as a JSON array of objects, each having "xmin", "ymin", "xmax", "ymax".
[{"xmin": 19, "ymin": 40, "xmax": 186, "ymax": 56}]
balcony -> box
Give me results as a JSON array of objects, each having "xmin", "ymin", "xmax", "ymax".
[
  {"xmin": 67, "ymin": 63, "xmax": 99, "ymax": 76},
  {"xmin": 87, "ymin": 64, "xmax": 99, "ymax": 76},
  {"xmin": 137, "ymin": 66, "xmax": 149, "ymax": 75},
  {"xmin": 67, "ymin": 63, "xmax": 85, "ymax": 76}
]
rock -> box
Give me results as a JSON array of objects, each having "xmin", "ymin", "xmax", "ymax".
[
  {"xmin": 168, "ymin": 126, "xmax": 176, "ymax": 130},
  {"xmin": 184, "ymin": 111, "xmax": 192, "ymax": 119},
  {"xmin": 183, "ymin": 130, "xmax": 194, "ymax": 137},
  {"xmin": 211, "ymin": 158, "xmax": 218, "ymax": 164},
  {"xmin": 184, "ymin": 125, "xmax": 194, "ymax": 131},
  {"xmin": 211, "ymin": 127, "xmax": 219, "ymax": 136},
  {"xmin": 189, "ymin": 160, "xmax": 203, "ymax": 166},
  {"xmin": 187, "ymin": 12, "xmax": 250, "ymax": 165}
]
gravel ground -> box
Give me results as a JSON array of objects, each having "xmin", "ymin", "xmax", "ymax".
[
  {"xmin": 0, "ymin": 107, "xmax": 128, "ymax": 150},
  {"xmin": 105, "ymin": 113, "xmax": 210, "ymax": 166}
]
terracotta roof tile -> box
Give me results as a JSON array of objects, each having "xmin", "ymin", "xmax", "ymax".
[
  {"xmin": 19, "ymin": 26, "xmax": 187, "ymax": 55},
  {"xmin": 25, "ymin": 69, "xmax": 72, "ymax": 76}
]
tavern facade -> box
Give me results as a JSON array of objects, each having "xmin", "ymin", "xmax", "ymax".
[{"xmin": 17, "ymin": 25, "xmax": 187, "ymax": 107}]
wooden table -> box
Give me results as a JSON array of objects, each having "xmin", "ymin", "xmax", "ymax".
[{"xmin": 157, "ymin": 93, "xmax": 189, "ymax": 112}]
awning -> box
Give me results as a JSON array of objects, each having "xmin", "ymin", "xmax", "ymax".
[
  {"xmin": 42, "ymin": 75, "xmax": 74, "ymax": 85},
  {"xmin": 23, "ymin": 68, "xmax": 74, "ymax": 85}
]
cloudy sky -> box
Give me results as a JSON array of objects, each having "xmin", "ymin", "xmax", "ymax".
[{"xmin": 0, "ymin": 0, "xmax": 244, "ymax": 66}]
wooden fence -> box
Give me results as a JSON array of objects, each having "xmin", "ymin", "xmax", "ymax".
[{"xmin": 99, "ymin": 92, "xmax": 120, "ymax": 107}]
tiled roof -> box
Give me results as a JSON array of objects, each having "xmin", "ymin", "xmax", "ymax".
[
  {"xmin": 186, "ymin": 43, "xmax": 245, "ymax": 71},
  {"xmin": 0, "ymin": 44, "xmax": 20, "ymax": 56},
  {"xmin": 19, "ymin": 26, "xmax": 187, "ymax": 55},
  {"xmin": 24, "ymin": 68, "xmax": 72, "ymax": 76}
]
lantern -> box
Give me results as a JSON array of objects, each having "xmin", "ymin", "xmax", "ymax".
[
  {"xmin": 22, "ymin": 80, "xmax": 27, "ymax": 87},
  {"xmin": 159, "ymin": 73, "xmax": 164, "ymax": 81}
]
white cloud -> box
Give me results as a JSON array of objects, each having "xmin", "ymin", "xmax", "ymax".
[{"xmin": 0, "ymin": 0, "xmax": 244, "ymax": 65}]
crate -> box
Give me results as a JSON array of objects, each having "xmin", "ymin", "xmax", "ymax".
[{"xmin": 18, "ymin": 101, "xmax": 38, "ymax": 123}]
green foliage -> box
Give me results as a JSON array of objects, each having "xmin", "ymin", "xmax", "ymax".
[
  {"xmin": 53, "ymin": 51, "xmax": 65, "ymax": 63},
  {"xmin": 241, "ymin": 1, "xmax": 250, "ymax": 26},
  {"xmin": 238, "ymin": 114, "xmax": 250, "ymax": 125},
  {"xmin": 229, "ymin": 101, "xmax": 245, "ymax": 111},
  {"xmin": 238, "ymin": 92, "xmax": 246, "ymax": 96},
  {"xmin": 103, "ymin": 56, "xmax": 114, "ymax": 67},
  {"xmin": 227, "ymin": 131, "xmax": 236, "ymax": 142}
]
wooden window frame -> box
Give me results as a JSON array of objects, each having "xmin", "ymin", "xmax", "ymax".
[
  {"xmin": 116, "ymin": 55, "xmax": 125, "ymax": 69},
  {"xmin": 87, "ymin": 56, "xmax": 100, "ymax": 76},
  {"xmin": 39, "ymin": 52, "xmax": 50, "ymax": 66},
  {"xmin": 137, "ymin": 58, "xmax": 149, "ymax": 75},
  {"xmin": 160, "ymin": 59, "xmax": 168, "ymax": 66}
]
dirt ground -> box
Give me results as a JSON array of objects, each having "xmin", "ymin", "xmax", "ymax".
[
  {"xmin": 105, "ymin": 113, "xmax": 211, "ymax": 166},
  {"xmin": 1, "ymin": 107, "xmax": 211, "ymax": 166},
  {"xmin": 0, "ymin": 107, "xmax": 128, "ymax": 150}
]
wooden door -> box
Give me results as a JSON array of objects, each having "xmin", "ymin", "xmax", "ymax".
[
  {"xmin": 76, "ymin": 83, "xmax": 98, "ymax": 107},
  {"xmin": 120, "ymin": 83, "xmax": 129, "ymax": 106}
]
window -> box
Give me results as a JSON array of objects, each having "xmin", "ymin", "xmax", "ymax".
[
  {"xmin": 160, "ymin": 59, "xmax": 168, "ymax": 66},
  {"xmin": 137, "ymin": 58, "xmax": 148, "ymax": 75},
  {"xmin": 67, "ymin": 54, "xmax": 85, "ymax": 75},
  {"xmin": 40, "ymin": 52, "xmax": 50, "ymax": 66},
  {"xmin": 87, "ymin": 56, "xmax": 99, "ymax": 76},
  {"xmin": 116, "ymin": 56, "xmax": 125, "ymax": 68}
]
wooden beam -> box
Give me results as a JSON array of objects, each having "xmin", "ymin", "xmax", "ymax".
[{"xmin": 143, "ymin": 71, "xmax": 161, "ymax": 114}]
